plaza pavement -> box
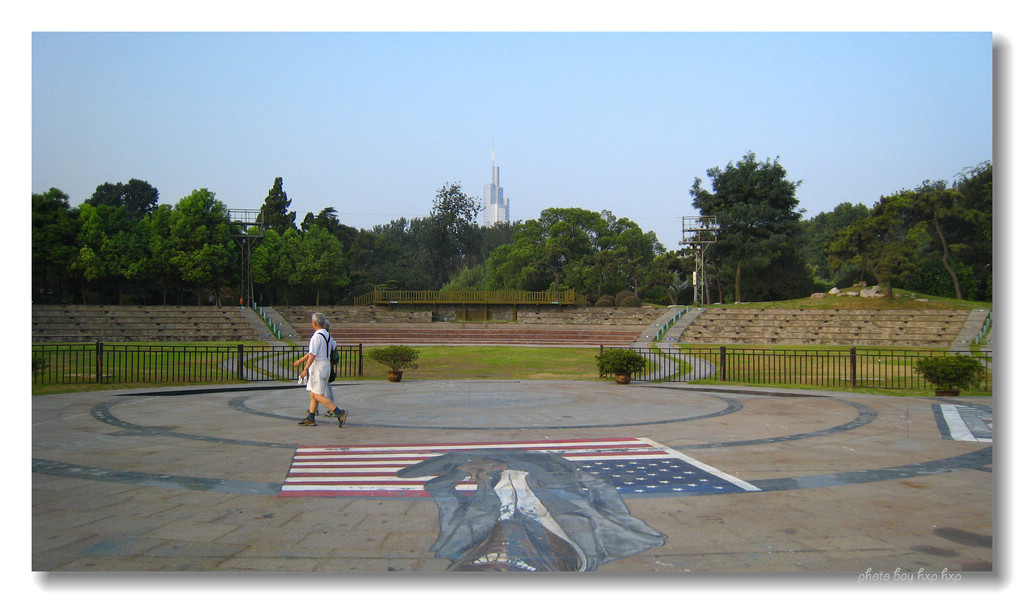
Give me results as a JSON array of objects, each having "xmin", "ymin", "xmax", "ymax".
[{"xmin": 31, "ymin": 378, "xmax": 994, "ymax": 582}]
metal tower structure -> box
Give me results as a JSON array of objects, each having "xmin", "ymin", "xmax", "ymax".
[
  {"xmin": 229, "ymin": 209, "xmax": 265, "ymax": 306},
  {"xmin": 681, "ymin": 216, "xmax": 719, "ymax": 306}
]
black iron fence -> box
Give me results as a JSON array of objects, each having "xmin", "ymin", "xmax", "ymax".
[
  {"xmin": 31, "ymin": 343, "xmax": 364, "ymax": 385},
  {"xmin": 603, "ymin": 346, "xmax": 993, "ymax": 392},
  {"xmin": 32, "ymin": 341, "xmax": 993, "ymax": 392}
]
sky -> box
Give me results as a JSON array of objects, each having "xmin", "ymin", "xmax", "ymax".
[{"xmin": 30, "ymin": 28, "xmax": 993, "ymax": 252}]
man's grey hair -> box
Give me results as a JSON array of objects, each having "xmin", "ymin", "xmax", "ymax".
[{"xmin": 311, "ymin": 312, "xmax": 327, "ymax": 328}]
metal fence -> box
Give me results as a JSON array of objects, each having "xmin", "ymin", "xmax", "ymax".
[
  {"xmin": 31, "ymin": 343, "xmax": 364, "ymax": 385},
  {"xmin": 32, "ymin": 341, "xmax": 993, "ymax": 392},
  {"xmin": 604, "ymin": 346, "xmax": 993, "ymax": 392}
]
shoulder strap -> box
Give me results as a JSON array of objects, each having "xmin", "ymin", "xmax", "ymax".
[{"xmin": 320, "ymin": 331, "xmax": 335, "ymax": 351}]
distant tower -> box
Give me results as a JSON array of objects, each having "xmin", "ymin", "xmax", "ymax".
[{"xmin": 482, "ymin": 147, "xmax": 509, "ymax": 226}]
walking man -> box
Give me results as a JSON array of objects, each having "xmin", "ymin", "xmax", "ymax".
[{"xmin": 293, "ymin": 312, "xmax": 348, "ymax": 427}]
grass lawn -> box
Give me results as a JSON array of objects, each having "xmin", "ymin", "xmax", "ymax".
[
  {"xmin": 361, "ymin": 346, "xmax": 600, "ymax": 381},
  {"xmin": 32, "ymin": 346, "xmax": 605, "ymax": 395}
]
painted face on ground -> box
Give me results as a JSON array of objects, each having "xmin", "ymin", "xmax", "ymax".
[{"xmin": 397, "ymin": 449, "xmax": 666, "ymax": 572}]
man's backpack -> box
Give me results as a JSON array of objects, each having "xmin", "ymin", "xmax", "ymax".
[{"xmin": 320, "ymin": 332, "xmax": 339, "ymax": 382}]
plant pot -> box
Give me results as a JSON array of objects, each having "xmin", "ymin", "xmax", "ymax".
[
  {"xmin": 614, "ymin": 372, "xmax": 632, "ymax": 385},
  {"xmin": 935, "ymin": 389, "xmax": 960, "ymax": 396},
  {"xmin": 387, "ymin": 371, "xmax": 403, "ymax": 383}
]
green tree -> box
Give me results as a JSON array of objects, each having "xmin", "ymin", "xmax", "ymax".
[
  {"xmin": 484, "ymin": 208, "xmax": 662, "ymax": 303},
  {"xmin": 143, "ymin": 204, "xmax": 179, "ymax": 304},
  {"xmin": 418, "ymin": 183, "xmax": 482, "ymax": 289},
  {"xmin": 252, "ymin": 228, "xmax": 305, "ymax": 305},
  {"xmin": 801, "ymin": 202, "xmax": 871, "ymax": 287},
  {"xmin": 76, "ymin": 180, "xmax": 160, "ymax": 302},
  {"xmin": 827, "ymin": 192, "xmax": 930, "ymax": 299},
  {"xmin": 952, "ymin": 161, "xmax": 993, "ymax": 300},
  {"xmin": 69, "ymin": 203, "xmax": 122, "ymax": 302},
  {"xmin": 292, "ymin": 225, "xmax": 351, "ymax": 305},
  {"xmin": 644, "ymin": 250, "xmax": 690, "ymax": 306},
  {"xmin": 32, "ymin": 188, "xmax": 79, "ymax": 303},
  {"xmin": 690, "ymin": 152, "xmax": 810, "ymax": 302},
  {"xmin": 169, "ymin": 189, "xmax": 234, "ymax": 305},
  {"xmin": 603, "ymin": 212, "xmax": 663, "ymax": 295},
  {"xmin": 258, "ymin": 177, "xmax": 297, "ymax": 235},
  {"xmin": 86, "ymin": 179, "xmax": 159, "ymax": 219}
]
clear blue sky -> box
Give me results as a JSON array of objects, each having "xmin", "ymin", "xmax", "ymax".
[{"xmin": 32, "ymin": 30, "xmax": 992, "ymax": 250}]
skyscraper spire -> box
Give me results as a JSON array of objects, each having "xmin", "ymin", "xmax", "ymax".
[{"xmin": 483, "ymin": 145, "xmax": 509, "ymax": 226}]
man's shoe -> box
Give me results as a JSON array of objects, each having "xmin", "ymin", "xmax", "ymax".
[
  {"xmin": 324, "ymin": 410, "xmax": 335, "ymax": 417},
  {"xmin": 336, "ymin": 410, "xmax": 348, "ymax": 428},
  {"xmin": 298, "ymin": 417, "xmax": 317, "ymax": 426}
]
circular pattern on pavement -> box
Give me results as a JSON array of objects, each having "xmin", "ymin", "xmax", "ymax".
[{"xmin": 32, "ymin": 381, "xmax": 992, "ymax": 498}]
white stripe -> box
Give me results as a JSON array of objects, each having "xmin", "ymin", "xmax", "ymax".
[
  {"xmin": 285, "ymin": 476, "xmax": 428, "ymax": 483},
  {"xmin": 293, "ymin": 446, "xmax": 663, "ymax": 459},
  {"xmin": 292, "ymin": 451, "xmax": 667, "ymax": 465},
  {"xmin": 941, "ymin": 404, "xmax": 978, "ymax": 441},
  {"xmin": 289, "ymin": 466, "xmax": 409, "ymax": 474},
  {"xmin": 281, "ymin": 483, "xmax": 478, "ymax": 492},
  {"xmin": 296, "ymin": 439, "xmax": 645, "ymax": 454}
]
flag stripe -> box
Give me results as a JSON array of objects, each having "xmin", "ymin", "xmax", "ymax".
[{"xmin": 279, "ymin": 437, "xmax": 759, "ymax": 498}]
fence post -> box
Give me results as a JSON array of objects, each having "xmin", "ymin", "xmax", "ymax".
[
  {"xmin": 237, "ymin": 344, "xmax": 245, "ymax": 381},
  {"xmin": 720, "ymin": 346, "xmax": 726, "ymax": 381},
  {"xmin": 95, "ymin": 341, "xmax": 103, "ymax": 383},
  {"xmin": 850, "ymin": 347, "xmax": 857, "ymax": 388},
  {"xmin": 358, "ymin": 343, "xmax": 364, "ymax": 377}
]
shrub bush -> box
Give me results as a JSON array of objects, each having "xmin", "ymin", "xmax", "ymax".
[
  {"xmin": 367, "ymin": 345, "xmax": 420, "ymax": 372},
  {"xmin": 915, "ymin": 355, "xmax": 986, "ymax": 391},
  {"xmin": 595, "ymin": 348, "xmax": 647, "ymax": 375},
  {"xmin": 614, "ymin": 290, "xmax": 634, "ymax": 306}
]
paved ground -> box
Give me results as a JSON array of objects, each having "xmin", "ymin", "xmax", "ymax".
[{"xmin": 31, "ymin": 378, "xmax": 994, "ymax": 584}]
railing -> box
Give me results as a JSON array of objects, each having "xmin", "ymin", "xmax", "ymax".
[
  {"xmin": 251, "ymin": 302, "xmax": 282, "ymax": 338},
  {"xmin": 975, "ymin": 311, "xmax": 992, "ymax": 345},
  {"xmin": 354, "ymin": 289, "xmax": 576, "ymax": 306},
  {"xmin": 604, "ymin": 346, "xmax": 993, "ymax": 392},
  {"xmin": 31, "ymin": 342, "xmax": 363, "ymax": 385}
]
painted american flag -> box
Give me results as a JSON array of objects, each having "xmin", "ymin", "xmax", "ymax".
[{"xmin": 279, "ymin": 437, "xmax": 759, "ymax": 498}]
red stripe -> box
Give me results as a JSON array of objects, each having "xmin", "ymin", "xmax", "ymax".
[
  {"xmin": 284, "ymin": 480, "xmax": 434, "ymax": 487},
  {"xmin": 297, "ymin": 437, "xmax": 640, "ymax": 452},
  {"xmin": 279, "ymin": 489, "xmax": 433, "ymax": 498}
]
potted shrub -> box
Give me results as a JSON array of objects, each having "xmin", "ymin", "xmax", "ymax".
[
  {"xmin": 915, "ymin": 355, "xmax": 986, "ymax": 396},
  {"xmin": 368, "ymin": 345, "xmax": 420, "ymax": 382},
  {"xmin": 596, "ymin": 348, "xmax": 647, "ymax": 385}
]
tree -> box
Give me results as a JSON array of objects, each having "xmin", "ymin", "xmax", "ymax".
[
  {"xmin": 801, "ymin": 202, "xmax": 871, "ymax": 287},
  {"xmin": 911, "ymin": 183, "xmax": 969, "ymax": 299},
  {"xmin": 32, "ymin": 188, "xmax": 79, "ymax": 303},
  {"xmin": 827, "ymin": 193, "xmax": 929, "ymax": 299},
  {"xmin": 644, "ymin": 251, "xmax": 690, "ymax": 306},
  {"xmin": 603, "ymin": 212, "xmax": 664, "ymax": 295},
  {"xmin": 86, "ymin": 179, "xmax": 159, "ymax": 219},
  {"xmin": 690, "ymin": 152, "xmax": 809, "ymax": 302},
  {"xmin": 69, "ymin": 203, "xmax": 113, "ymax": 302},
  {"xmin": 418, "ymin": 183, "xmax": 482, "ymax": 289},
  {"xmin": 258, "ymin": 177, "xmax": 297, "ymax": 235},
  {"xmin": 143, "ymin": 204, "xmax": 179, "ymax": 304},
  {"xmin": 292, "ymin": 225, "xmax": 350, "ymax": 305},
  {"xmin": 825, "ymin": 161, "xmax": 992, "ymax": 302},
  {"xmin": 484, "ymin": 208, "xmax": 663, "ymax": 303},
  {"xmin": 169, "ymin": 189, "xmax": 234, "ymax": 305},
  {"xmin": 952, "ymin": 161, "xmax": 993, "ymax": 300}
]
